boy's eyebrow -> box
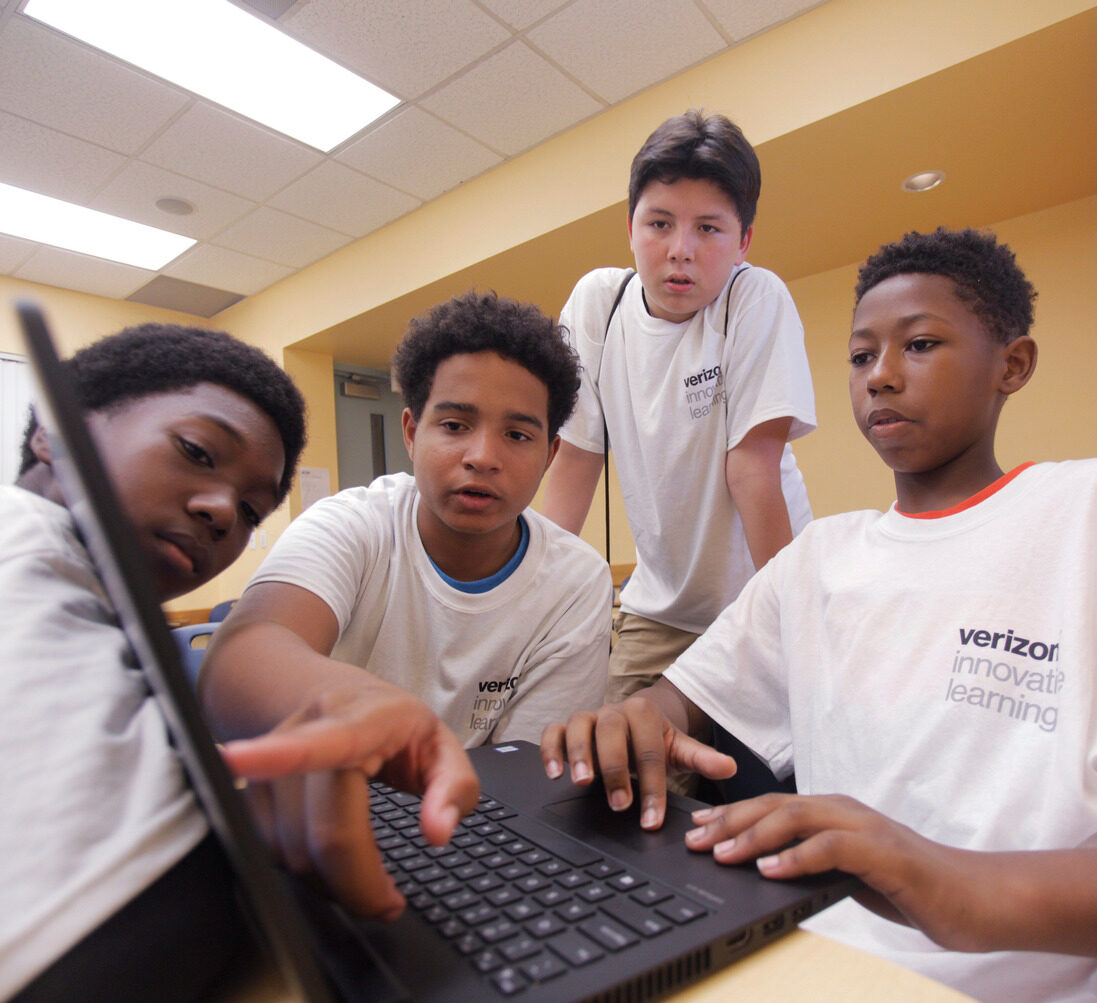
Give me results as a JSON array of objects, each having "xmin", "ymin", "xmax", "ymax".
[
  {"xmin": 850, "ymin": 310, "xmax": 951, "ymax": 339},
  {"xmin": 644, "ymin": 206, "xmax": 732, "ymax": 222},
  {"xmin": 431, "ymin": 400, "xmax": 544, "ymax": 430},
  {"xmin": 201, "ymin": 414, "xmax": 246, "ymax": 444}
]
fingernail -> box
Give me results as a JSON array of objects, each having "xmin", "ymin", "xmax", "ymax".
[
  {"xmin": 685, "ymin": 827, "xmax": 706, "ymax": 844},
  {"xmin": 691, "ymin": 807, "xmax": 716, "ymax": 823},
  {"xmin": 572, "ymin": 762, "xmax": 591, "ymax": 783},
  {"xmin": 438, "ymin": 804, "xmax": 460, "ymax": 836},
  {"xmin": 757, "ymin": 854, "xmax": 779, "ymax": 874},
  {"xmin": 641, "ymin": 807, "xmax": 660, "ymax": 829},
  {"xmin": 546, "ymin": 759, "xmax": 563, "ymax": 779},
  {"xmin": 609, "ymin": 788, "xmax": 629, "ymax": 811},
  {"xmin": 714, "ymin": 838, "xmax": 736, "ymax": 856}
]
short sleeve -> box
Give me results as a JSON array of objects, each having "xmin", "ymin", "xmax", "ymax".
[
  {"xmin": 665, "ymin": 562, "xmax": 795, "ymax": 778},
  {"xmin": 720, "ymin": 270, "xmax": 816, "ymax": 451},
  {"xmin": 557, "ymin": 269, "xmax": 634, "ymax": 454},
  {"xmin": 246, "ymin": 489, "xmax": 385, "ymax": 635}
]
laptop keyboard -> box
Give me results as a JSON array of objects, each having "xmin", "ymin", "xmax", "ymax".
[{"xmin": 370, "ymin": 783, "xmax": 709, "ymax": 997}]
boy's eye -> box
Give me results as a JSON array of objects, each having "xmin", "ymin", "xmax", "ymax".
[
  {"xmin": 849, "ymin": 350, "xmax": 873, "ymax": 367},
  {"xmin": 440, "ymin": 420, "xmax": 465, "ymax": 432},
  {"xmin": 649, "ymin": 219, "xmax": 670, "ymax": 230},
  {"xmin": 908, "ymin": 338, "xmax": 937, "ymax": 353},
  {"xmin": 506, "ymin": 429, "xmax": 533, "ymax": 442},
  {"xmin": 179, "ymin": 437, "xmax": 212, "ymax": 466},
  {"xmin": 241, "ymin": 501, "xmax": 262, "ymax": 528},
  {"xmin": 699, "ymin": 224, "xmax": 719, "ymax": 234}
]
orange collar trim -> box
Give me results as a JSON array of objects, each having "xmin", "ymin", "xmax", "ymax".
[{"xmin": 897, "ymin": 463, "xmax": 1035, "ymax": 520}]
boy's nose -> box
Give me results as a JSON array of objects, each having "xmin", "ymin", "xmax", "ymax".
[
  {"xmin": 463, "ymin": 430, "xmax": 502, "ymax": 471},
  {"xmin": 669, "ymin": 230, "xmax": 695, "ymax": 261},
  {"xmin": 867, "ymin": 352, "xmax": 902, "ymax": 393},
  {"xmin": 190, "ymin": 488, "xmax": 236, "ymax": 540}
]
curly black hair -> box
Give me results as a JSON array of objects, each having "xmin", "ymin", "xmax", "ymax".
[
  {"xmin": 855, "ymin": 227, "xmax": 1037, "ymax": 344},
  {"xmin": 628, "ymin": 110, "xmax": 761, "ymax": 231},
  {"xmin": 392, "ymin": 291, "xmax": 580, "ymax": 438},
  {"xmin": 19, "ymin": 323, "xmax": 306, "ymax": 501}
]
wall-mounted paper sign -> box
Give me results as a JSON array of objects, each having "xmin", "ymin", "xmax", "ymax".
[{"xmin": 299, "ymin": 466, "xmax": 331, "ymax": 510}]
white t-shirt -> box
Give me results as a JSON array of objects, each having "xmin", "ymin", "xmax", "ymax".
[
  {"xmin": 248, "ymin": 473, "xmax": 611, "ymax": 746},
  {"xmin": 0, "ymin": 486, "xmax": 207, "ymax": 998},
  {"xmin": 559, "ymin": 265, "xmax": 816, "ymax": 633},
  {"xmin": 666, "ymin": 461, "xmax": 1097, "ymax": 1002}
]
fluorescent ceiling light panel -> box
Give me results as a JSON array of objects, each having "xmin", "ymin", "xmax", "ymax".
[
  {"xmin": 0, "ymin": 182, "xmax": 196, "ymax": 269},
  {"xmin": 24, "ymin": 0, "xmax": 400, "ymax": 152}
]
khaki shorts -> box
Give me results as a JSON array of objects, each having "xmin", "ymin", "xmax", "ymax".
[{"xmin": 607, "ymin": 611, "xmax": 701, "ymax": 703}]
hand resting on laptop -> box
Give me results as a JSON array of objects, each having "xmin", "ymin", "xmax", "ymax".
[{"xmin": 541, "ymin": 682, "xmax": 1097, "ymax": 957}]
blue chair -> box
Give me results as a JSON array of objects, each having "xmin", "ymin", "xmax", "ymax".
[
  {"xmin": 172, "ymin": 622, "xmax": 219, "ymax": 686},
  {"xmin": 208, "ymin": 599, "xmax": 237, "ymax": 622}
]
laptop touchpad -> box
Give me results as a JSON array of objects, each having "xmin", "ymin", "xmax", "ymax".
[{"xmin": 543, "ymin": 786, "xmax": 693, "ymax": 853}]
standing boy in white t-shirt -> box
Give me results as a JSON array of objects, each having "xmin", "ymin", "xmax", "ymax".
[
  {"xmin": 203, "ymin": 291, "xmax": 611, "ymax": 755},
  {"xmin": 542, "ymin": 228, "xmax": 1097, "ymax": 1002},
  {"xmin": 541, "ymin": 109, "xmax": 816, "ymax": 705}
]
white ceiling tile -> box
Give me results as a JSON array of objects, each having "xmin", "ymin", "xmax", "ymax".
[
  {"xmin": 0, "ymin": 111, "xmax": 127, "ymax": 201},
  {"xmin": 337, "ymin": 107, "xmax": 502, "ymax": 202},
  {"xmin": 529, "ymin": 0, "xmax": 725, "ymax": 104},
  {"xmin": 422, "ymin": 41, "xmax": 603, "ymax": 157},
  {"xmin": 141, "ymin": 104, "xmax": 323, "ymax": 202},
  {"xmin": 90, "ymin": 162, "xmax": 257, "ymax": 240},
  {"xmin": 164, "ymin": 243, "xmax": 293, "ymax": 296},
  {"xmin": 283, "ymin": 0, "xmax": 511, "ymax": 98},
  {"xmin": 268, "ymin": 160, "xmax": 421, "ymax": 236},
  {"xmin": 0, "ymin": 232, "xmax": 36, "ymax": 274},
  {"xmin": 14, "ymin": 246, "xmax": 154, "ymax": 300},
  {"xmin": 0, "ymin": 17, "xmax": 189, "ymax": 154},
  {"xmin": 699, "ymin": 0, "xmax": 824, "ymax": 43},
  {"xmin": 213, "ymin": 207, "xmax": 351, "ymax": 269},
  {"xmin": 475, "ymin": 0, "xmax": 574, "ymax": 31}
]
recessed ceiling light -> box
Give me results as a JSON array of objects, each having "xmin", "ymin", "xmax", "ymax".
[
  {"xmin": 0, "ymin": 182, "xmax": 195, "ymax": 269},
  {"xmin": 23, "ymin": 0, "xmax": 400, "ymax": 152},
  {"xmin": 902, "ymin": 170, "xmax": 946, "ymax": 193},
  {"xmin": 155, "ymin": 196, "xmax": 196, "ymax": 216}
]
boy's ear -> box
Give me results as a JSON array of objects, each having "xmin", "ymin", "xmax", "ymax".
[
  {"xmin": 737, "ymin": 225, "xmax": 754, "ymax": 262},
  {"xmin": 544, "ymin": 434, "xmax": 561, "ymax": 472},
  {"xmin": 1000, "ymin": 336, "xmax": 1038, "ymax": 396},
  {"xmin": 401, "ymin": 407, "xmax": 417, "ymax": 458},
  {"xmin": 29, "ymin": 424, "xmax": 53, "ymax": 466}
]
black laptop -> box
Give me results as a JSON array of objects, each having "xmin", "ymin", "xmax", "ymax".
[{"xmin": 18, "ymin": 300, "xmax": 857, "ymax": 1002}]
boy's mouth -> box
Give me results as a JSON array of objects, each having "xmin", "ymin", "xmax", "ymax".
[
  {"xmin": 454, "ymin": 485, "xmax": 499, "ymax": 506},
  {"xmin": 867, "ymin": 410, "xmax": 910, "ymax": 433},
  {"xmin": 156, "ymin": 532, "xmax": 201, "ymax": 576},
  {"xmin": 665, "ymin": 273, "xmax": 693, "ymax": 292}
]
